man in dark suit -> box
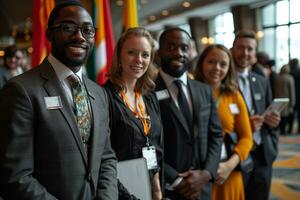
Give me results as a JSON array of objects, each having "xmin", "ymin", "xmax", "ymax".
[
  {"xmin": 0, "ymin": 1, "xmax": 118, "ymax": 199},
  {"xmin": 155, "ymin": 27, "xmax": 223, "ymax": 200},
  {"xmin": 231, "ymin": 30, "xmax": 281, "ymax": 200}
]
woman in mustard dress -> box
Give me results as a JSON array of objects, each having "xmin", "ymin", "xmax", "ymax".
[{"xmin": 194, "ymin": 44, "xmax": 253, "ymax": 200}]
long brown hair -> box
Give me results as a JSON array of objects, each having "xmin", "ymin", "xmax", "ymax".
[
  {"xmin": 194, "ymin": 44, "xmax": 237, "ymax": 94},
  {"xmin": 109, "ymin": 27, "xmax": 157, "ymax": 94}
]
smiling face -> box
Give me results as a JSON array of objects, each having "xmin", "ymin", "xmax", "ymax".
[
  {"xmin": 120, "ymin": 36, "xmax": 152, "ymax": 83},
  {"xmin": 202, "ymin": 47, "xmax": 230, "ymax": 88},
  {"xmin": 158, "ymin": 30, "xmax": 190, "ymax": 77},
  {"xmin": 47, "ymin": 6, "xmax": 94, "ymax": 72},
  {"xmin": 231, "ymin": 37, "xmax": 257, "ymax": 72}
]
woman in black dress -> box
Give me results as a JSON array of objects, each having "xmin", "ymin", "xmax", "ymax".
[{"xmin": 103, "ymin": 27, "xmax": 163, "ymax": 200}]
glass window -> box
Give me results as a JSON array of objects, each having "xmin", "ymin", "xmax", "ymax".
[
  {"xmin": 290, "ymin": 24, "xmax": 300, "ymax": 59},
  {"xmin": 276, "ymin": 26, "xmax": 289, "ymax": 68},
  {"xmin": 210, "ymin": 12, "xmax": 234, "ymax": 48},
  {"xmin": 261, "ymin": 0, "xmax": 300, "ymax": 70},
  {"xmin": 262, "ymin": 4, "xmax": 275, "ymax": 26},
  {"xmin": 262, "ymin": 28, "xmax": 275, "ymax": 59},
  {"xmin": 276, "ymin": 0, "xmax": 289, "ymax": 25},
  {"xmin": 290, "ymin": 0, "xmax": 300, "ymax": 23}
]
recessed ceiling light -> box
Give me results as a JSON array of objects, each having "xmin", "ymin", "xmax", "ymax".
[
  {"xmin": 149, "ymin": 15, "xmax": 156, "ymax": 21},
  {"xmin": 161, "ymin": 10, "xmax": 169, "ymax": 16},
  {"xmin": 182, "ymin": 1, "xmax": 191, "ymax": 8},
  {"xmin": 116, "ymin": 0, "xmax": 123, "ymax": 6}
]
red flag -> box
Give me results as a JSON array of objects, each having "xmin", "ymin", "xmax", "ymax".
[
  {"xmin": 32, "ymin": 0, "xmax": 54, "ymax": 67},
  {"xmin": 87, "ymin": 0, "xmax": 115, "ymax": 85}
]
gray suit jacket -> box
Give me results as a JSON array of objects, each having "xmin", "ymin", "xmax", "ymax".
[
  {"xmin": 0, "ymin": 59, "xmax": 118, "ymax": 200},
  {"xmin": 247, "ymin": 72, "xmax": 278, "ymax": 165},
  {"xmin": 155, "ymin": 74, "xmax": 222, "ymax": 200}
]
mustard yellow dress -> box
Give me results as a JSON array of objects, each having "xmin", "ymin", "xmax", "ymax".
[{"xmin": 212, "ymin": 89, "xmax": 253, "ymax": 200}]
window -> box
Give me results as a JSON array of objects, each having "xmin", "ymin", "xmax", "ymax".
[
  {"xmin": 261, "ymin": 0, "xmax": 300, "ymax": 70},
  {"xmin": 210, "ymin": 12, "xmax": 235, "ymax": 48}
]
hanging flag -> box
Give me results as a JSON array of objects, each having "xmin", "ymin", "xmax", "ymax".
[
  {"xmin": 32, "ymin": 0, "xmax": 54, "ymax": 67},
  {"xmin": 87, "ymin": 0, "xmax": 115, "ymax": 84},
  {"xmin": 123, "ymin": 0, "xmax": 138, "ymax": 31}
]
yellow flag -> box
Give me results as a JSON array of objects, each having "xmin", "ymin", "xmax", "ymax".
[{"xmin": 123, "ymin": 0, "xmax": 138, "ymax": 31}]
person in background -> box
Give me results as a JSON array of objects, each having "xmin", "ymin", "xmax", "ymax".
[
  {"xmin": 231, "ymin": 30, "xmax": 281, "ymax": 200},
  {"xmin": 289, "ymin": 58, "xmax": 300, "ymax": 134},
  {"xmin": 103, "ymin": 27, "xmax": 163, "ymax": 200},
  {"xmin": 194, "ymin": 44, "xmax": 253, "ymax": 200},
  {"xmin": 274, "ymin": 64, "xmax": 295, "ymax": 135},
  {"xmin": 0, "ymin": 45, "xmax": 24, "ymax": 89},
  {"xmin": 155, "ymin": 27, "xmax": 223, "ymax": 200},
  {"xmin": 0, "ymin": 1, "xmax": 118, "ymax": 199},
  {"xmin": 20, "ymin": 49, "xmax": 32, "ymax": 71}
]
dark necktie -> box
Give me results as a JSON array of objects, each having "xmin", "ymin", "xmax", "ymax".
[
  {"xmin": 174, "ymin": 80, "xmax": 193, "ymax": 131},
  {"xmin": 68, "ymin": 74, "xmax": 91, "ymax": 146}
]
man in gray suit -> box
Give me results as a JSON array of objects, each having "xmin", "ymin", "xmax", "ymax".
[
  {"xmin": 231, "ymin": 30, "xmax": 280, "ymax": 200},
  {"xmin": 0, "ymin": 1, "xmax": 118, "ymax": 199},
  {"xmin": 155, "ymin": 27, "xmax": 223, "ymax": 200}
]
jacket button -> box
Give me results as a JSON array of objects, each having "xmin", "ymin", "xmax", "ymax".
[{"xmin": 87, "ymin": 174, "xmax": 92, "ymax": 182}]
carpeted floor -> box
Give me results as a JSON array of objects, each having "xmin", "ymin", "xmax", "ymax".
[{"xmin": 270, "ymin": 134, "xmax": 300, "ymax": 200}]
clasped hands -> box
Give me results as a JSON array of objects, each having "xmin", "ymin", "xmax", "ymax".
[{"xmin": 174, "ymin": 169, "xmax": 211, "ymax": 200}]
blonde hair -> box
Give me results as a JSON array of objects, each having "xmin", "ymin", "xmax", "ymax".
[{"xmin": 109, "ymin": 27, "xmax": 157, "ymax": 94}]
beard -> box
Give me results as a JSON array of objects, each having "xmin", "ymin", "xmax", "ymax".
[{"xmin": 160, "ymin": 58, "xmax": 188, "ymax": 77}]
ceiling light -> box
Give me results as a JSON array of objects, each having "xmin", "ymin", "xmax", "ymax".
[
  {"xmin": 141, "ymin": 0, "xmax": 148, "ymax": 4},
  {"xmin": 161, "ymin": 10, "xmax": 169, "ymax": 16},
  {"xmin": 116, "ymin": 0, "xmax": 123, "ymax": 6},
  {"xmin": 256, "ymin": 31, "xmax": 264, "ymax": 39},
  {"xmin": 182, "ymin": 1, "xmax": 191, "ymax": 8},
  {"xmin": 149, "ymin": 15, "xmax": 156, "ymax": 21}
]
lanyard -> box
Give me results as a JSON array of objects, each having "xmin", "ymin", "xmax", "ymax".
[{"xmin": 119, "ymin": 90, "xmax": 151, "ymax": 136}]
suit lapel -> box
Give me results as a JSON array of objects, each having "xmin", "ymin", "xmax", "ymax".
[
  {"xmin": 248, "ymin": 72, "xmax": 259, "ymax": 113},
  {"xmin": 83, "ymin": 77, "xmax": 98, "ymax": 175},
  {"xmin": 40, "ymin": 60, "xmax": 88, "ymax": 167},
  {"xmin": 156, "ymin": 74, "xmax": 191, "ymax": 137}
]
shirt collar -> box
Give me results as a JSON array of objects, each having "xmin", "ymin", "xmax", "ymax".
[
  {"xmin": 160, "ymin": 69, "xmax": 188, "ymax": 88},
  {"xmin": 237, "ymin": 67, "xmax": 249, "ymax": 78},
  {"xmin": 47, "ymin": 54, "xmax": 83, "ymax": 82}
]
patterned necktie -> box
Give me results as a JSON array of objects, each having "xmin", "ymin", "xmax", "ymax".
[
  {"xmin": 68, "ymin": 74, "xmax": 91, "ymax": 145},
  {"xmin": 174, "ymin": 80, "xmax": 193, "ymax": 132}
]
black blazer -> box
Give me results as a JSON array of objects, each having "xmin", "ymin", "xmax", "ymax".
[
  {"xmin": 104, "ymin": 81, "xmax": 163, "ymax": 164},
  {"xmin": 155, "ymin": 74, "xmax": 222, "ymax": 184},
  {"xmin": 246, "ymin": 72, "xmax": 278, "ymax": 165},
  {"xmin": 104, "ymin": 81, "xmax": 164, "ymax": 199}
]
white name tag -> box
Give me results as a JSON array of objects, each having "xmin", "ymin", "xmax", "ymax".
[
  {"xmin": 229, "ymin": 103, "xmax": 240, "ymax": 115},
  {"xmin": 155, "ymin": 89, "xmax": 170, "ymax": 101},
  {"xmin": 44, "ymin": 96, "xmax": 62, "ymax": 110},
  {"xmin": 220, "ymin": 142, "xmax": 228, "ymax": 160},
  {"xmin": 142, "ymin": 146, "xmax": 158, "ymax": 170},
  {"xmin": 254, "ymin": 93, "xmax": 262, "ymax": 101}
]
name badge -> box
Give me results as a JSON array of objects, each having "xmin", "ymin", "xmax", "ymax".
[
  {"xmin": 44, "ymin": 96, "xmax": 62, "ymax": 110},
  {"xmin": 155, "ymin": 89, "xmax": 170, "ymax": 101},
  {"xmin": 142, "ymin": 146, "xmax": 158, "ymax": 170},
  {"xmin": 220, "ymin": 142, "xmax": 228, "ymax": 160},
  {"xmin": 254, "ymin": 93, "xmax": 262, "ymax": 101},
  {"xmin": 229, "ymin": 103, "xmax": 240, "ymax": 114}
]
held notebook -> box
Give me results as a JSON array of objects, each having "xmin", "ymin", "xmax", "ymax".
[{"xmin": 117, "ymin": 158, "xmax": 152, "ymax": 200}]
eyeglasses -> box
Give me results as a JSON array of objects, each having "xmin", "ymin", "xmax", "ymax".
[{"xmin": 48, "ymin": 22, "xmax": 96, "ymax": 38}]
